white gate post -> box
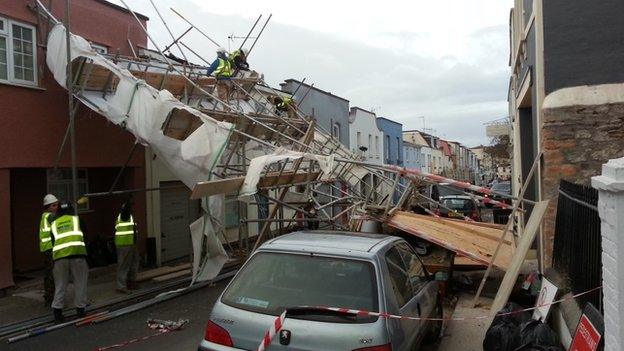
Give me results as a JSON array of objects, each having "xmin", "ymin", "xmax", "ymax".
[{"xmin": 592, "ymin": 158, "xmax": 624, "ymax": 351}]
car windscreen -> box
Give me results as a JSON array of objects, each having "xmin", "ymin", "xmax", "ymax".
[
  {"xmin": 221, "ymin": 252, "xmax": 379, "ymax": 323},
  {"xmin": 491, "ymin": 182, "xmax": 511, "ymax": 194},
  {"xmin": 441, "ymin": 198, "xmax": 475, "ymax": 210}
]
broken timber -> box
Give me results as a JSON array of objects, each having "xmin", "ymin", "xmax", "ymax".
[
  {"xmin": 387, "ymin": 211, "xmax": 513, "ymax": 270},
  {"xmin": 190, "ymin": 171, "xmax": 322, "ymax": 199}
]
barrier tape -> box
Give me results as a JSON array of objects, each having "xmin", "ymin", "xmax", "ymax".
[
  {"xmin": 256, "ymin": 286, "xmax": 601, "ymax": 351},
  {"xmin": 95, "ymin": 319, "xmax": 188, "ymax": 350}
]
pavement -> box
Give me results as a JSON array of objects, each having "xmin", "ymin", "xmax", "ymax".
[
  {"xmin": 0, "ymin": 264, "xmax": 184, "ymax": 327},
  {"xmin": 437, "ymin": 293, "xmax": 493, "ymax": 351},
  {"xmin": 2, "ymin": 279, "xmax": 229, "ymax": 351}
]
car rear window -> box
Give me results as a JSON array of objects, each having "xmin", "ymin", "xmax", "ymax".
[
  {"xmin": 221, "ymin": 252, "xmax": 378, "ymax": 323},
  {"xmin": 442, "ymin": 198, "xmax": 475, "ymax": 210}
]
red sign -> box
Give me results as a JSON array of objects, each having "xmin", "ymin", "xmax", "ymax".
[{"xmin": 569, "ymin": 315, "xmax": 601, "ymax": 351}]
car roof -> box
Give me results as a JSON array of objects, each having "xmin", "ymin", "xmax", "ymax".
[{"xmin": 262, "ymin": 231, "xmax": 397, "ymax": 256}]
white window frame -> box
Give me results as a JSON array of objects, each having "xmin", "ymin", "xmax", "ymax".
[
  {"xmin": 332, "ymin": 122, "xmax": 340, "ymax": 139},
  {"xmin": 0, "ymin": 16, "xmax": 38, "ymax": 86}
]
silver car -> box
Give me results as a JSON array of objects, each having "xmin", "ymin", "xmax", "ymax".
[{"xmin": 199, "ymin": 231, "xmax": 442, "ymax": 351}]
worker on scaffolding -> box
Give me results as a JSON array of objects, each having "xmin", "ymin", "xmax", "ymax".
[
  {"xmin": 49, "ymin": 203, "xmax": 88, "ymax": 322},
  {"xmin": 206, "ymin": 47, "xmax": 233, "ymax": 109},
  {"xmin": 40, "ymin": 194, "xmax": 59, "ymax": 306},
  {"xmin": 114, "ymin": 198, "xmax": 139, "ymax": 294},
  {"xmin": 229, "ymin": 47, "xmax": 250, "ymax": 71},
  {"xmin": 272, "ymin": 95, "xmax": 298, "ymax": 119}
]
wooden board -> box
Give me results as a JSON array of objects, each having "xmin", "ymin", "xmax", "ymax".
[
  {"xmin": 488, "ymin": 200, "xmax": 549, "ymax": 323},
  {"xmin": 388, "ymin": 211, "xmax": 513, "ymax": 270},
  {"xmin": 152, "ymin": 269, "xmax": 191, "ymax": 282},
  {"xmin": 191, "ymin": 171, "xmax": 322, "ymax": 199},
  {"xmin": 135, "ymin": 263, "xmax": 191, "ymax": 282}
]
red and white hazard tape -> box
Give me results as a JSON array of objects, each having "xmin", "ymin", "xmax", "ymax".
[
  {"xmin": 256, "ymin": 286, "xmax": 601, "ymax": 351},
  {"xmin": 257, "ymin": 310, "xmax": 286, "ymax": 351}
]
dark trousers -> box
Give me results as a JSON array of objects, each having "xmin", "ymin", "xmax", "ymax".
[{"xmin": 43, "ymin": 250, "xmax": 54, "ymax": 302}]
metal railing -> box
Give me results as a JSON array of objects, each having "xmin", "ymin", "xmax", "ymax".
[{"xmin": 552, "ymin": 180, "xmax": 602, "ymax": 311}]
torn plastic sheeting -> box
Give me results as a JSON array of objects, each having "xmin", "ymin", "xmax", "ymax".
[
  {"xmin": 46, "ymin": 23, "xmax": 234, "ymax": 189},
  {"xmin": 190, "ymin": 198, "xmax": 228, "ymax": 284},
  {"xmin": 238, "ymin": 147, "xmax": 335, "ymax": 201}
]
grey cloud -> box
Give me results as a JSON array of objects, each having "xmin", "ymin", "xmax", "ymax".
[{"xmin": 115, "ymin": 0, "xmax": 508, "ymax": 145}]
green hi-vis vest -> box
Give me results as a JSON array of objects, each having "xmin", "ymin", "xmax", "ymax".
[
  {"xmin": 115, "ymin": 214, "xmax": 135, "ymax": 247},
  {"xmin": 50, "ymin": 215, "xmax": 87, "ymax": 260},
  {"xmin": 278, "ymin": 96, "xmax": 294, "ymax": 110},
  {"xmin": 39, "ymin": 212, "xmax": 53, "ymax": 252},
  {"xmin": 214, "ymin": 58, "xmax": 233, "ymax": 78},
  {"xmin": 229, "ymin": 50, "xmax": 243, "ymax": 63}
]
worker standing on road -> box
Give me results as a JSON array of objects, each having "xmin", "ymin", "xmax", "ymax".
[
  {"xmin": 206, "ymin": 47, "xmax": 233, "ymax": 108},
  {"xmin": 40, "ymin": 194, "xmax": 59, "ymax": 306},
  {"xmin": 228, "ymin": 48, "xmax": 250, "ymax": 71},
  {"xmin": 49, "ymin": 203, "xmax": 88, "ymax": 322},
  {"xmin": 114, "ymin": 198, "xmax": 139, "ymax": 294}
]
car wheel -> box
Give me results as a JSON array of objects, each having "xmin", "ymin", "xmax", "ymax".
[{"xmin": 424, "ymin": 299, "xmax": 443, "ymax": 343}]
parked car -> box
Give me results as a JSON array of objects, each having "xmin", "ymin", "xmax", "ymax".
[
  {"xmin": 437, "ymin": 195, "xmax": 481, "ymax": 221},
  {"xmin": 487, "ymin": 181, "xmax": 512, "ymax": 207},
  {"xmin": 199, "ymin": 231, "xmax": 442, "ymax": 351}
]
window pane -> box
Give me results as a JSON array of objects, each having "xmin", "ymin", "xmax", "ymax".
[
  {"xmin": 23, "ymin": 41, "xmax": 32, "ymax": 54},
  {"xmin": 12, "ymin": 25, "xmax": 21, "ymax": 39},
  {"xmin": 14, "ymin": 66, "xmax": 23, "ymax": 80},
  {"xmin": 23, "ymin": 54, "xmax": 33, "ymax": 68},
  {"xmin": 385, "ymin": 247, "xmax": 412, "ymax": 307},
  {"xmin": 13, "ymin": 38, "xmax": 22, "ymax": 53},
  {"xmin": 222, "ymin": 252, "xmax": 378, "ymax": 323},
  {"xmin": 0, "ymin": 36, "xmax": 6, "ymax": 80},
  {"xmin": 397, "ymin": 243, "xmax": 427, "ymax": 293},
  {"xmin": 22, "ymin": 27, "xmax": 32, "ymax": 42},
  {"xmin": 23, "ymin": 68, "xmax": 33, "ymax": 81}
]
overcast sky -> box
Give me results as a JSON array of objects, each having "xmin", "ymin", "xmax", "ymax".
[{"xmin": 113, "ymin": 0, "xmax": 512, "ymax": 146}]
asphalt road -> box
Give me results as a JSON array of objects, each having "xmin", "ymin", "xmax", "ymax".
[{"xmin": 4, "ymin": 280, "xmax": 230, "ymax": 351}]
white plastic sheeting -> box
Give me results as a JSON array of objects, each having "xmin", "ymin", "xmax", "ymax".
[
  {"xmin": 238, "ymin": 147, "xmax": 335, "ymax": 201},
  {"xmin": 46, "ymin": 23, "xmax": 232, "ymax": 281}
]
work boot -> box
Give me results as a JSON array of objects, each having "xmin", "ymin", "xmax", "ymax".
[
  {"xmin": 53, "ymin": 308, "xmax": 64, "ymax": 323},
  {"xmin": 116, "ymin": 287, "xmax": 130, "ymax": 294},
  {"xmin": 76, "ymin": 307, "xmax": 86, "ymax": 318}
]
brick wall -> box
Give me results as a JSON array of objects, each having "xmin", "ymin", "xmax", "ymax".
[{"xmin": 541, "ymin": 100, "xmax": 624, "ymax": 265}]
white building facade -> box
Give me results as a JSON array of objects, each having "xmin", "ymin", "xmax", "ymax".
[{"xmin": 348, "ymin": 107, "xmax": 384, "ymax": 165}]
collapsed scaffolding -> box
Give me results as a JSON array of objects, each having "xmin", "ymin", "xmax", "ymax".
[{"xmin": 31, "ymin": 0, "xmax": 548, "ymax": 311}]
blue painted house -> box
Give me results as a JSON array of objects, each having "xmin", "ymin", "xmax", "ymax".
[
  {"xmin": 280, "ymin": 79, "xmax": 350, "ymax": 148},
  {"xmin": 376, "ymin": 117, "xmax": 403, "ymax": 166}
]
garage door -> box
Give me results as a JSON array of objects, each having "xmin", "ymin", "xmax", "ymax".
[{"xmin": 160, "ymin": 182, "xmax": 201, "ymax": 263}]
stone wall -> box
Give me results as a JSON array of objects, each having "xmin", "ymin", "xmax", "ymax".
[{"xmin": 541, "ymin": 84, "xmax": 624, "ymax": 265}]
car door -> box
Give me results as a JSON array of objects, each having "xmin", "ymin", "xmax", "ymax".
[
  {"xmin": 396, "ymin": 242, "xmax": 437, "ymax": 346},
  {"xmin": 384, "ymin": 245, "xmax": 419, "ymax": 351}
]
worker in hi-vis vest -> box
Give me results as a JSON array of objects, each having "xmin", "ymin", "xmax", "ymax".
[
  {"xmin": 40, "ymin": 194, "xmax": 59, "ymax": 306},
  {"xmin": 49, "ymin": 203, "xmax": 88, "ymax": 322},
  {"xmin": 206, "ymin": 47, "xmax": 233, "ymax": 109},
  {"xmin": 114, "ymin": 198, "xmax": 139, "ymax": 294},
  {"xmin": 272, "ymin": 95, "xmax": 297, "ymax": 119},
  {"xmin": 228, "ymin": 47, "xmax": 250, "ymax": 71}
]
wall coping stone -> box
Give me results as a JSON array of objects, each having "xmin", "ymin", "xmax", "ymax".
[
  {"xmin": 543, "ymin": 83, "xmax": 624, "ymax": 109},
  {"xmin": 592, "ymin": 157, "xmax": 624, "ymax": 192}
]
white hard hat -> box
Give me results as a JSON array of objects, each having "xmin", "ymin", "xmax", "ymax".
[
  {"xmin": 240, "ymin": 47, "xmax": 248, "ymax": 55},
  {"xmin": 216, "ymin": 47, "xmax": 227, "ymax": 54},
  {"xmin": 43, "ymin": 194, "xmax": 59, "ymax": 206}
]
